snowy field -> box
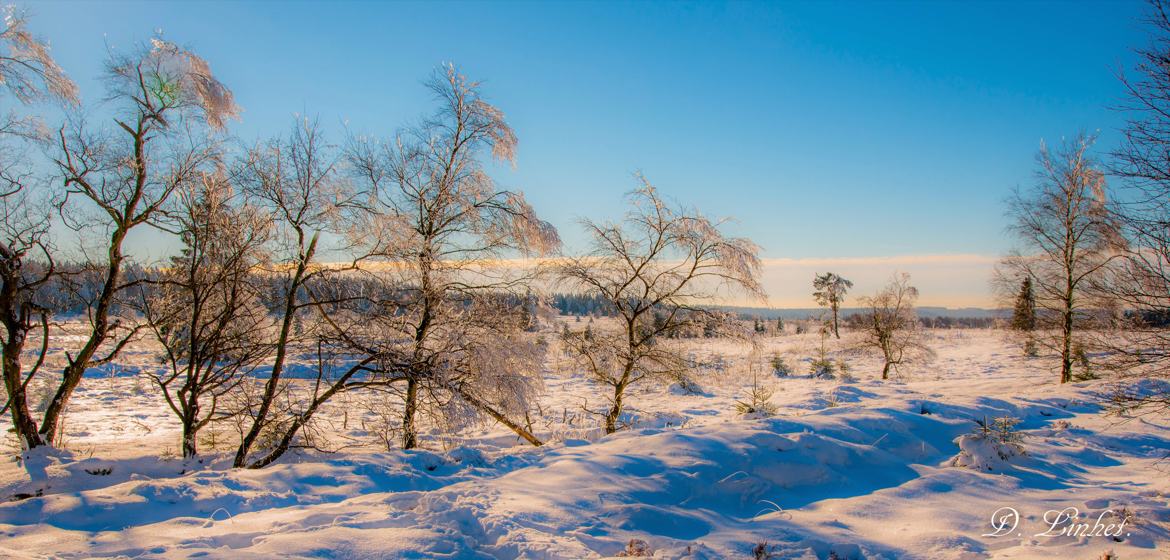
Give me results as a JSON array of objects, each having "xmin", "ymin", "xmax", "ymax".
[{"xmin": 1, "ymin": 322, "xmax": 1168, "ymax": 559}]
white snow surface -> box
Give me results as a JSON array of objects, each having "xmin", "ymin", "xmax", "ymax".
[{"xmin": 1, "ymin": 327, "xmax": 1168, "ymax": 559}]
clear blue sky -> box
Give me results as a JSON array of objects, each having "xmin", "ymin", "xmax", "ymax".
[{"xmin": 25, "ymin": 0, "xmax": 1148, "ymax": 306}]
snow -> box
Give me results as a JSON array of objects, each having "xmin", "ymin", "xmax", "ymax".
[{"xmin": 1, "ymin": 326, "xmax": 1168, "ymax": 559}]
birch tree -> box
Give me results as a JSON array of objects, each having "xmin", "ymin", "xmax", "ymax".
[
  {"xmin": 0, "ymin": 6, "xmax": 78, "ymax": 140},
  {"xmin": 230, "ymin": 117, "xmax": 357, "ymax": 468},
  {"xmin": 557, "ymin": 180, "xmax": 765, "ymax": 434},
  {"xmin": 999, "ymin": 135, "xmax": 1123, "ymax": 384},
  {"xmin": 347, "ymin": 64, "xmax": 559, "ymax": 449},
  {"xmin": 856, "ymin": 273, "xmax": 932, "ymax": 380},
  {"xmin": 1097, "ymin": 0, "xmax": 1170, "ymax": 410},
  {"xmin": 45, "ymin": 39, "xmax": 238, "ymax": 445}
]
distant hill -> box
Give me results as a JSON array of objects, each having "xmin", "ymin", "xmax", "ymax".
[{"xmin": 713, "ymin": 305, "xmax": 1004, "ymax": 320}]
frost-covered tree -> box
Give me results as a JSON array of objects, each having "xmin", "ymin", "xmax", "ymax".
[
  {"xmin": 557, "ymin": 180, "xmax": 765, "ymax": 434},
  {"xmin": 813, "ymin": 272, "xmax": 852, "ymax": 339},
  {"xmin": 347, "ymin": 64, "xmax": 559, "ymax": 449},
  {"xmin": 998, "ymin": 135, "xmax": 1123, "ymax": 384},
  {"xmin": 857, "ymin": 273, "xmax": 933, "ymax": 380},
  {"xmin": 139, "ymin": 173, "xmax": 271, "ymax": 458},
  {"xmin": 0, "ymin": 8, "xmax": 76, "ymax": 449},
  {"xmin": 42, "ymin": 38, "xmax": 238, "ymax": 446},
  {"xmin": 230, "ymin": 117, "xmax": 360, "ymax": 468},
  {"xmin": 0, "ymin": 6, "xmax": 78, "ymax": 140}
]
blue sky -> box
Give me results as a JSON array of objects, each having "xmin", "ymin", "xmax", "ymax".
[{"xmin": 25, "ymin": 0, "xmax": 1147, "ymax": 307}]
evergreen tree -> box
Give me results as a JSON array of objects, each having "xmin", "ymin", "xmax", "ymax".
[{"xmin": 1011, "ymin": 276, "xmax": 1036, "ymax": 332}]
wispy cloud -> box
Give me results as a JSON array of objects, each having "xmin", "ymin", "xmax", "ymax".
[
  {"xmin": 754, "ymin": 253, "xmax": 998, "ymax": 308},
  {"xmin": 759, "ymin": 254, "xmax": 999, "ymax": 267}
]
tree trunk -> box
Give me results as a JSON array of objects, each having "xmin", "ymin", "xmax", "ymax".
[
  {"xmin": 452, "ymin": 384, "xmax": 543, "ymax": 447},
  {"xmin": 402, "ymin": 375, "xmax": 418, "ymax": 449},
  {"xmin": 1061, "ymin": 307, "xmax": 1073, "ymax": 384},
  {"xmin": 3, "ymin": 334, "xmax": 44, "ymax": 449},
  {"xmin": 832, "ymin": 304, "xmax": 840, "ymax": 339},
  {"xmin": 881, "ymin": 360, "xmax": 892, "ymax": 380},
  {"xmin": 181, "ymin": 417, "xmax": 198, "ymax": 458},
  {"xmin": 40, "ymin": 230, "xmax": 127, "ymax": 444},
  {"xmin": 247, "ymin": 356, "xmax": 380, "ymax": 469},
  {"xmin": 605, "ymin": 380, "xmax": 626, "ymax": 435},
  {"xmin": 233, "ymin": 234, "xmax": 317, "ymax": 467}
]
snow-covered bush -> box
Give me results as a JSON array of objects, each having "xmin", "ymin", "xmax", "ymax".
[
  {"xmin": 951, "ymin": 416, "xmax": 1026, "ymax": 471},
  {"xmin": 616, "ymin": 538, "xmax": 653, "ymax": 557},
  {"xmin": 674, "ymin": 374, "xmax": 706, "ymax": 395}
]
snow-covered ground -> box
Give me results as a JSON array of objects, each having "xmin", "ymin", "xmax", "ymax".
[{"xmin": 2, "ymin": 325, "xmax": 1168, "ymax": 559}]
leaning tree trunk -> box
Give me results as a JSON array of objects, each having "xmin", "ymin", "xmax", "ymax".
[
  {"xmin": 233, "ymin": 234, "xmax": 317, "ymax": 468},
  {"xmin": 40, "ymin": 229, "xmax": 127, "ymax": 444},
  {"xmin": 450, "ymin": 384, "xmax": 542, "ymax": 447},
  {"xmin": 604, "ymin": 386, "xmax": 623, "ymax": 434}
]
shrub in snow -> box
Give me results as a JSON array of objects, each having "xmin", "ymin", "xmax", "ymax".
[
  {"xmin": 1023, "ymin": 338, "xmax": 1039, "ymax": 357},
  {"xmin": 446, "ymin": 447, "xmax": 489, "ymax": 467},
  {"xmin": 951, "ymin": 416, "xmax": 1026, "ymax": 471},
  {"xmin": 1072, "ymin": 342, "xmax": 1099, "ymax": 380},
  {"xmin": 836, "ymin": 360, "xmax": 856, "ymax": 383},
  {"xmin": 809, "ymin": 358, "xmax": 836, "ymax": 379},
  {"xmin": 735, "ymin": 384, "xmax": 778, "ymax": 417},
  {"xmin": 674, "ymin": 375, "xmax": 706, "ymax": 395},
  {"xmin": 770, "ymin": 353, "xmax": 791, "ymax": 377},
  {"xmin": 616, "ymin": 538, "xmax": 653, "ymax": 557},
  {"xmin": 752, "ymin": 540, "xmax": 777, "ymax": 560},
  {"xmin": 824, "ymin": 388, "xmax": 841, "ymax": 408}
]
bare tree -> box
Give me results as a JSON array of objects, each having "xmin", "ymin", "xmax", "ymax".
[
  {"xmin": 347, "ymin": 64, "xmax": 559, "ymax": 450},
  {"xmin": 1098, "ymin": 0, "xmax": 1170, "ymax": 410},
  {"xmin": 813, "ymin": 272, "xmax": 852, "ymax": 339},
  {"xmin": 44, "ymin": 39, "xmax": 238, "ymax": 446},
  {"xmin": 0, "ymin": 168, "xmax": 56, "ymax": 449},
  {"xmin": 856, "ymin": 273, "xmax": 932, "ymax": 380},
  {"xmin": 230, "ymin": 117, "xmax": 356, "ymax": 467},
  {"xmin": 0, "ymin": 7, "xmax": 76, "ymax": 449},
  {"xmin": 138, "ymin": 172, "xmax": 271, "ymax": 458},
  {"xmin": 998, "ymin": 135, "xmax": 1123, "ymax": 384},
  {"xmin": 557, "ymin": 180, "xmax": 764, "ymax": 434}
]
